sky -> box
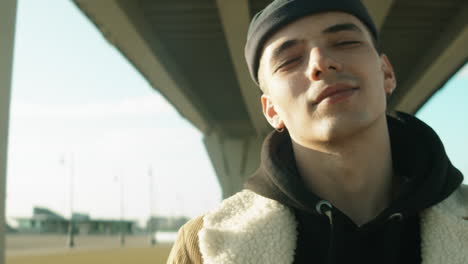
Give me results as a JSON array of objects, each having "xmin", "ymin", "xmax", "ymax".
[
  {"xmin": 7, "ymin": 0, "xmax": 222, "ymax": 226},
  {"xmin": 6, "ymin": 0, "xmax": 468, "ymax": 226},
  {"xmin": 416, "ymin": 66, "xmax": 468, "ymax": 184}
]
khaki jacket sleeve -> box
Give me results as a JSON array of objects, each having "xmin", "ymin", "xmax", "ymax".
[{"xmin": 166, "ymin": 216, "xmax": 204, "ymax": 264}]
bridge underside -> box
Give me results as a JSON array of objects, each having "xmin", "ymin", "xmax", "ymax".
[{"xmin": 74, "ymin": 0, "xmax": 468, "ymax": 198}]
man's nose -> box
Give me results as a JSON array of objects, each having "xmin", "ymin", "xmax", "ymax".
[{"xmin": 306, "ymin": 47, "xmax": 342, "ymax": 81}]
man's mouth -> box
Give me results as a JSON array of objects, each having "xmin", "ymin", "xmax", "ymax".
[{"xmin": 313, "ymin": 83, "xmax": 359, "ymax": 105}]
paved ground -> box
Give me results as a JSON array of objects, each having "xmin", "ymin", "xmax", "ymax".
[
  {"xmin": 6, "ymin": 246, "xmax": 173, "ymax": 264},
  {"xmin": 6, "ymin": 234, "xmax": 168, "ymax": 255},
  {"xmin": 5, "ymin": 234, "xmax": 174, "ymax": 264}
]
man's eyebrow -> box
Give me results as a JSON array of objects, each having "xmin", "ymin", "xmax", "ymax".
[
  {"xmin": 270, "ymin": 39, "xmax": 303, "ymax": 63},
  {"xmin": 268, "ymin": 23, "xmax": 362, "ymax": 64},
  {"xmin": 322, "ymin": 23, "xmax": 363, "ymax": 34}
]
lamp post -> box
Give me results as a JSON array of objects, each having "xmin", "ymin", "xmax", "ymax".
[
  {"xmin": 119, "ymin": 173, "xmax": 125, "ymax": 247},
  {"xmin": 148, "ymin": 166, "xmax": 156, "ymax": 245},
  {"xmin": 61, "ymin": 153, "xmax": 75, "ymax": 248}
]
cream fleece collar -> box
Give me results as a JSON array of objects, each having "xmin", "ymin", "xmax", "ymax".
[
  {"xmin": 199, "ymin": 186, "xmax": 468, "ymax": 264},
  {"xmin": 420, "ymin": 185, "xmax": 468, "ymax": 263}
]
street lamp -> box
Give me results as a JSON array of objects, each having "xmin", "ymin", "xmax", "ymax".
[
  {"xmin": 119, "ymin": 173, "xmax": 125, "ymax": 247},
  {"xmin": 60, "ymin": 153, "xmax": 75, "ymax": 248},
  {"xmin": 148, "ymin": 166, "xmax": 156, "ymax": 246}
]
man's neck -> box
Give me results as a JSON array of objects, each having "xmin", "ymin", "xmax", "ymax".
[{"xmin": 292, "ymin": 117, "xmax": 395, "ymax": 226}]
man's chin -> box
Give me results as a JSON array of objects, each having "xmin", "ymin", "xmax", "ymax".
[{"xmin": 307, "ymin": 117, "xmax": 368, "ymax": 143}]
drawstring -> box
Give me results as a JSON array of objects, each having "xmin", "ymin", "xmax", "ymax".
[
  {"xmin": 383, "ymin": 212, "xmax": 404, "ymax": 264},
  {"xmin": 316, "ymin": 200, "xmax": 405, "ymax": 264},
  {"xmin": 316, "ymin": 200, "xmax": 335, "ymax": 264}
]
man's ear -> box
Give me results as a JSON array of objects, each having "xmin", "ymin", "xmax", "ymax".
[
  {"xmin": 261, "ymin": 94, "xmax": 284, "ymax": 129},
  {"xmin": 381, "ymin": 54, "xmax": 397, "ymax": 95}
]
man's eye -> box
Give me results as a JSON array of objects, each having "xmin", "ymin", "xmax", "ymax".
[
  {"xmin": 275, "ymin": 57, "xmax": 302, "ymax": 72},
  {"xmin": 335, "ymin": 41, "xmax": 361, "ymax": 47}
]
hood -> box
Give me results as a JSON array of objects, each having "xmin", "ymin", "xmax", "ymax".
[{"xmin": 245, "ymin": 112, "xmax": 464, "ymax": 217}]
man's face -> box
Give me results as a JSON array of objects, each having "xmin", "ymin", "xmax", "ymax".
[{"xmin": 259, "ymin": 12, "xmax": 396, "ymax": 146}]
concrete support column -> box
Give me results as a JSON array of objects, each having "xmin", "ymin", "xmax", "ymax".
[
  {"xmin": 204, "ymin": 132, "xmax": 262, "ymax": 198},
  {"xmin": 0, "ymin": 0, "xmax": 17, "ymax": 262}
]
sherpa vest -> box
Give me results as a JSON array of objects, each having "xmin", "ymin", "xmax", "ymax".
[{"xmin": 197, "ymin": 186, "xmax": 468, "ymax": 264}]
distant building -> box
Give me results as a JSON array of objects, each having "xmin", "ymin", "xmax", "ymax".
[
  {"xmin": 15, "ymin": 207, "xmax": 68, "ymax": 233},
  {"xmin": 74, "ymin": 218, "xmax": 134, "ymax": 235},
  {"xmin": 5, "ymin": 223, "xmax": 17, "ymax": 233},
  {"xmin": 72, "ymin": 212, "xmax": 90, "ymax": 221},
  {"xmin": 146, "ymin": 216, "xmax": 189, "ymax": 232},
  {"xmin": 14, "ymin": 206, "xmax": 136, "ymax": 235}
]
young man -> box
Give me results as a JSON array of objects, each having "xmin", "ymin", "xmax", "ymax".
[{"xmin": 167, "ymin": 0, "xmax": 467, "ymax": 263}]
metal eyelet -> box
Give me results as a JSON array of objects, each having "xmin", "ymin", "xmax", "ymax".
[
  {"xmin": 388, "ymin": 212, "xmax": 404, "ymax": 221},
  {"xmin": 315, "ymin": 200, "xmax": 332, "ymax": 215}
]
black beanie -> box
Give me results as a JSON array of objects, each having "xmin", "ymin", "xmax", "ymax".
[{"xmin": 245, "ymin": 0, "xmax": 378, "ymax": 84}]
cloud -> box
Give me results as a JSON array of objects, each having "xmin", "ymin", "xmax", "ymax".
[{"xmin": 11, "ymin": 94, "xmax": 178, "ymax": 119}]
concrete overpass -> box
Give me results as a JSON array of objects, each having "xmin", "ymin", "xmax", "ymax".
[
  {"xmin": 0, "ymin": 0, "xmax": 17, "ymax": 261},
  {"xmin": 0, "ymin": 1, "xmax": 467, "ymax": 261}
]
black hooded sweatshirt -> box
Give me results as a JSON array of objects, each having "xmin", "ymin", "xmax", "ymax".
[{"xmin": 245, "ymin": 112, "xmax": 463, "ymax": 264}]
